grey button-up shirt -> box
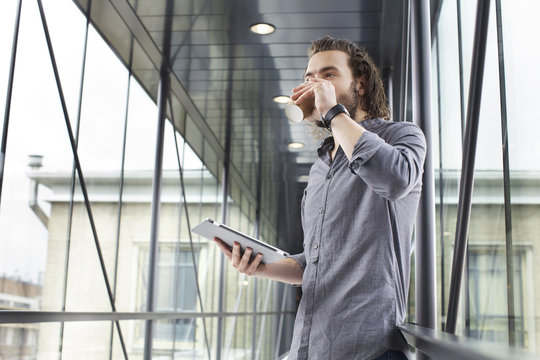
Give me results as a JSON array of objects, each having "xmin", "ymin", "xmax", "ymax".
[{"xmin": 289, "ymin": 118, "xmax": 426, "ymax": 360}]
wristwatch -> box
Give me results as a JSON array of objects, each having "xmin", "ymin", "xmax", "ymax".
[{"xmin": 321, "ymin": 103, "xmax": 350, "ymax": 129}]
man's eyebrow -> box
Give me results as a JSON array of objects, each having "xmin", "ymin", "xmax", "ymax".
[{"xmin": 304, "ymin": 66, "xmax": 340, "ymax": 78}]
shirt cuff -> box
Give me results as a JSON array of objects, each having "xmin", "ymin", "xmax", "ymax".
[
  {"xmin": 348, "ymin": 131, "xmax": 385, "ymax": 175},
  {"xmin": 289, "ymin": 252, "xmax": 306, "ymax": 271}
]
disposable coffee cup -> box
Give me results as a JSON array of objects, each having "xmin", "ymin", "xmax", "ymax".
[{"xmin": 285, "ymin": 100, "xmax": 314, "ymax": 123}]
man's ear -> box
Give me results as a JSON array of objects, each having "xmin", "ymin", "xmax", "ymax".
[{"xmin": 356, "ymin": 74, "xmax": 368, "ymax": 96}]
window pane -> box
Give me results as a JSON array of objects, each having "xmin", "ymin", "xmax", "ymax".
[{"xmin": 501, "ymin": 0, "xmax": 540, "ymax": 353}]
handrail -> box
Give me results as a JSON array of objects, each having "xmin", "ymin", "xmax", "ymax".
[
  {"xmin": 0, "ymin": 310, "xmax": 294, "ymax": 324},
  {"xmin": 399, "ymin": 323, "xmax": 540, "ymax": 360}
]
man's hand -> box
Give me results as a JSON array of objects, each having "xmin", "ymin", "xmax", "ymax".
[
  {"xmin": 213, "ymin": 237, "xmax": 265, "ymax": 276},
  {"xmin": 213, "ymin": 237, "xmax": 304, "ymax": 285},
  {"xmin": 291, "ymin": 78, "xmax": 337, "ymax": 122}
]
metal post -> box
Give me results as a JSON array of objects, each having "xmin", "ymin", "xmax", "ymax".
[
  {"xmin": 445, "ymin": 0, "xmax": 491, "ymax": 335},
  {"xmin": 60, "ymin": 1, "xmax": 91, "ymax": 357},
  {"xmin": 36, "ymin": 0, "xmax": 129, "ymax": 357},
  {"xmin": 143, "ymin": 65, "xmax": 169, "ymax": 360},
  {"xmin": 0, "ymin": 0, "xmax": 23, "ymax": 208},
  {"xmin": 252, "ymin": 104, "xmax": 263, "ymax": 360},
  {"xmin": 399, "ymin": 0, "xmax": 411, "ymax": 123},
  {"xmin": 434, "ymin": 36, "xmax": 446, "ymax": 330},
  {"xmin": 410, "ymin": 1, "xmax": 437, "ymax": 356},
  {"xmin": 109, "ymin": 23, "xmax": 135, "ymax": 360},
  {"xmin": 383, "ymin": 68, "xmax": 393, "ymax": 117},
  {"xmin": 494, "ymin": 0, "xmax": 516, "ymax": 346},
  {"xmin": 216, "ymin": 47, "xmax": 234, "ymax": 360},
  {"xmin": 456, "ymin": 0, "xmax": 466, "ymax": 139},
  {"xmin": 143, "ymin": 0, "xmax": 173, "ymax": 358}
]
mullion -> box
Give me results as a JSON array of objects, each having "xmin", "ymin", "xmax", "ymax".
[{"xmin": 36, "ymin": 0, "xmax": 129, "ymax": 357}]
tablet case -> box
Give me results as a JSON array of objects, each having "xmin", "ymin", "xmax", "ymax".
[{"xmin": 192, "ymin": 218, "xmax": 289, "ymax": 264}]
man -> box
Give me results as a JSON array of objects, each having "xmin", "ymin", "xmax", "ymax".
[{"xmin": 214, "ymin": 36, "xmax": 426, "ymax": 360}]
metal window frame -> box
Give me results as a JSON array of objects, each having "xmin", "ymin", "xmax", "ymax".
[
  {"xmin": 142, "ymin": 0, "xmax": 174, "ymax": 358},
  {"xmin": 0, "ymin": 310, "xmax": 294, "ymax": 324},
  {"xmin": 398, "ymin": 0, "xmax": 410, "ymax": 123},
  {"xmin": 170, "ymin": 93, "xmax": 212, "ymax": 359},
  {"xmin": 410, "ymin": 0, "xmax": 438, "ymax": 344},
  {"xmin": 59, "ymin": 1, "xmax": 91, "ymax": 356},
  {"xmin": 494, "ymin": 0, "xmax": 516, "ymax": 346},
  {"xmin": 0, "ymin": 0, "xmax": 23, "ymax": 207},
  {"xmin": 445, "ymin": 0, "xmax": 492, "ymax": 335},
  {"xmin": 35, "ymin": 0, "xmax": 129, "ymax": 357}
]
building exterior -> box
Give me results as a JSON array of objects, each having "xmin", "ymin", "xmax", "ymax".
[
  {"xmin": 0, "ymin": 277, "xmax": 41, "ymax": 360},
  {"xmin": 28, "ymin": 169, "xmax": 288, "ymax": 359}
]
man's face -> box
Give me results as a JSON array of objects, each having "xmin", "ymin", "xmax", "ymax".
[{"xmin": 304, "ymin": 50, "xmax": 360, "ymax": 117}]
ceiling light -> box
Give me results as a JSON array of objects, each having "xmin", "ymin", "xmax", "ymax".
[
  {"xmin": 273, "ymin": 95, "xmax": 290, "ymax": 104},
  {"xmin": 288, "ymin": 142, "xmax": 304, "ymax": 149},
  {"xmin": 250, "ymin": 23, "xmax": 275, "ymax": 35}
]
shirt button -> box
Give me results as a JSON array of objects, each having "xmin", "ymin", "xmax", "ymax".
[
  {"xmin": 326, "ymin": 173, "xmax": 332, "ymax": 179},
  {"xmin": 314, "ymin": 244, "xmax": 319, "ymax": 249},
  {"xmin": 319, "ymin": 208, "xmax": 324, "ymax": 214}
]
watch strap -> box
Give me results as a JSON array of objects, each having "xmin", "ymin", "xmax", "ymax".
[{"xmin": 321, "ymin": 103, "xmax": 350, "ymax": 128}]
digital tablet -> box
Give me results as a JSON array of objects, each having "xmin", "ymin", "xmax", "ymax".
[{"xmin": 192, "ymin": 218, "xmax": 289, "ymax": 264}]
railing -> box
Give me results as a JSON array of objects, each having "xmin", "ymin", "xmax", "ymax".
[
  {"xmin": 0, "ymin": 310, "xmax": 293, "ymax": 324},
  {"xmin": 399, "ymin": 323, "xmax": 540, "ymax": 360}
]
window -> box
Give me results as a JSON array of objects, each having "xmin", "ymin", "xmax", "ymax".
[
  {"xmin": 469, "ymin": 246, "xmax": 527, "ymax": 346},
  {"xmin": 137, "ymin": 243, "xmax": 200, "ymax": 343}
]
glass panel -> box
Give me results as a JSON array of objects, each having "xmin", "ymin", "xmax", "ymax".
[
  {"xmin": 466, "ymin": 0, "xmax": 507, "ymax": 344},
  {"xmin": 0, "ymin": 0, "xmax": 85, "ymax": 307},
  {"xmin": 501, "ymin": 0, "xmax": 540, "ymax": 353},
  {"xmin": 61, "ymin": 22, "xmax": 131, "ymax": 317},
  {"xmin": 433, "ymin": 0, "xmax": 465, "ymax": 330},
  {"xmin": 1, "ymin": 1, "xmax": 295, "ymax": 359},
  {"xmin": 0, "ymin": 0, "xmax": 19, "ymax": 142}
]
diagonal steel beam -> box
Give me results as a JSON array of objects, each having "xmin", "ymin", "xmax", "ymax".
[
  {"xmin": 170, "ymin": 92, "xmax": 212, "ymax": 360},
  {"xmin": 36, "ymin": 0, "xmax": 128, "ymax": 357},
  {"xmin": 445, "ymin": 0, "xmax": 492, "ymax": 334},
  {"xmin": 0, "ymin": 0, "xmax": 23, "ymax": 208}
]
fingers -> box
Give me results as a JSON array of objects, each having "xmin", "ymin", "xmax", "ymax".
[
  {"xmin": 292, "ymin": 78, "xmax": 325, "ymax": 92},
  {"xmin": 292, "ymin": 81, "xmax": 312, "ymax": 94},
  {"xmin": 222, "ymin": 241, "xmax": 263, "ymax": 276},
  {"xmin": 246, "ymin": 253, "xmax": 263, "ymax": 276},
  {"xmin": 237, "ymin": 246, "xmax": 253, "ymax": 272},
  {"xmin": 294, "ymin": 87, "xmax": 315, "ymax": 105},
  {"xmin": 213, "ymin": 237, "xmax": 232, "ymax": 261},
  {"xmin": 291, "ymin": 83, "xmax": 314, "ymax": 101},
  {"xmin": 231, "ymin": 242, "xmax": 242, "ymax": 268}
]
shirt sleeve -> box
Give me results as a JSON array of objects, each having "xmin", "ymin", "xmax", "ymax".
[
  {"xmin": 348, "ymin": 124, "xmax": 426, "ymax": 201},
  {"xmin": 289, "ymin": 252, "xmax": 306, "ymax": 270}
]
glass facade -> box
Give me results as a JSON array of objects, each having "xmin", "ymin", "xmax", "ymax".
[
  {"xmin": 2, "ymin": 0, "xmax": 540, "ymax": 359},
  {"xmin": 431, "ymin": 0, "xmax": 540, "ymax": 353},
  {"xmin": 0, "ymin": 0, "xmax": 293, "ymax": 359}
]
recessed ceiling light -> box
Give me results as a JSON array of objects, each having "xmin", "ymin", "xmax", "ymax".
[
  {"xmin": 288, "ymin": 142, "xmax": 304, "ymax": 149},
  {"xmin": 273, "ymin": 95, "xmax": 290, "ymax": 104},
  {"xmin": 250, "ymin": 23, "xmax": 275, "ymax": 35}
]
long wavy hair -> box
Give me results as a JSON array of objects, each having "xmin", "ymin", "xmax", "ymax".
[{"xmin": 308, "ymin": 36, "xmax": 391, "ymax": 121}]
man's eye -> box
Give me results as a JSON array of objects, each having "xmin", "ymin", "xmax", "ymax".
[{"xmin": 325, "ymin": 73, "xmax": 336, "ymax": 78}]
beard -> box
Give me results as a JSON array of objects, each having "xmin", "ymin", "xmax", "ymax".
[{"xmin": 316, "ymin": 80, "xmax": 359, "ymax": 128}]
